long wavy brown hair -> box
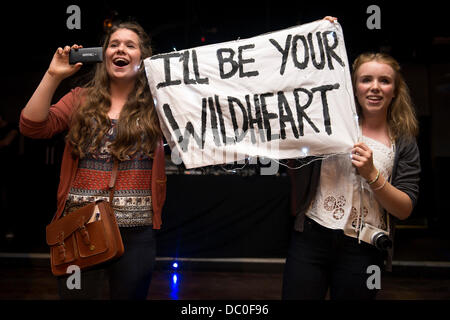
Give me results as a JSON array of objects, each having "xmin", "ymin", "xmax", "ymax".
[
  {"xmin": 67, "ymin": 21, "xmax": 161, "ymax": 160},
  {"xmin": 352, "ymin": 52, "xmax": 419, "ymax": 141}
]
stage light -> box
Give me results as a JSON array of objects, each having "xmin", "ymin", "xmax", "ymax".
[
  {"xmin": 172, "ymin": 262, "xmax": 179, "ymax": 269},
  {"xmin": 169, "ymin": 272, "xmax": 180, "ymax": 300},
  {"xmin": 103, "ymin": 18, "xmax": 113, "ymax": 30},
  {"xmin": 201, "ymin": 36, "xmax": 206, "ymax": 43}
]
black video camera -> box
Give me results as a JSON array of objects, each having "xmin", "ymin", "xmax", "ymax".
[{"xmin": 69, "ymin": 47, "xmax": 103, "ymax": 64}]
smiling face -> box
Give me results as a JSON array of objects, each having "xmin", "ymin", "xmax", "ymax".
[
  {"xmin": 105, "ymin": 28, "xmax": 142, "ymax": 83},
  {"xmin": 355, "ymin": 61, "xmax": 396, "ymax": 119}
]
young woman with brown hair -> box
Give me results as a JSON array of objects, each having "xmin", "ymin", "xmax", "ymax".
[{"xmin": 20, "ymin": 21, "xmax": 167, "ymax": 300}]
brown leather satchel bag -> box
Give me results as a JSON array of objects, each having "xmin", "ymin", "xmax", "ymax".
[{"xmin": 46, "ymin": 160, "xmax": 124, "ymax": 276}]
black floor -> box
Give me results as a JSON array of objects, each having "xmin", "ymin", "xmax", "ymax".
[{"xmin": 1, "ymin": 223, "xmax": 449, "ymax": 300}]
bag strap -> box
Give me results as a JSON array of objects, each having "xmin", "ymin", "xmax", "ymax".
[{"xmin": 108, "ymin": 160, "xmax": 119, "ymax": 203}]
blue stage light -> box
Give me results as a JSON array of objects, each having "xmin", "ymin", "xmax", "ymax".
[{"xmin": 172, "ymin": 274, "xmax": 178, "ymax": 284}]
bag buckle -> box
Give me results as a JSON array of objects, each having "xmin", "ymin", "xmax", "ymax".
[{"xmin": 79, "ymin": 224, "xmax": 95, "ymax": 251}]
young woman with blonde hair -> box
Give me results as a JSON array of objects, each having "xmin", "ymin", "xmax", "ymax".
[{"xmin": 283, "ymin": 49, "xmax": 421, "ymax": 300}]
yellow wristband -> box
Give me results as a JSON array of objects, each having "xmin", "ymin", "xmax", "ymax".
[{"xmin": 367, "ymin": 169, "xmax": 380, "ymax": 185}]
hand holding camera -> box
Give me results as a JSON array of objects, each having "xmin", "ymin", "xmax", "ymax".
[{"xmin": 47, "ymin": 44, "xmax": 84, "ymax": 82}]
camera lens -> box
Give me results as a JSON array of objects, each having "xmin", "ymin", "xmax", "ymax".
[{"xmin": 372, "ymin": 232, "xmax": 392, "ymax": 250}]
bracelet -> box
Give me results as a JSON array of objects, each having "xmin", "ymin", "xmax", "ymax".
[
  {"xmin": 372, "ymin": 177, "xmax": 387, "ymax": 191},
  {"xmin": 367, "ymin": 169, "xmax": 380, "ymax": 185}
]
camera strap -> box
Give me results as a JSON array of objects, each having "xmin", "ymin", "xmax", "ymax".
[
  {"xmin": 357, "ymin": 175, "xmax": 364, "ymax": 244},
  {"xmin": 357, "ymin": 173, "xmax": 392, "ymax": 245}
]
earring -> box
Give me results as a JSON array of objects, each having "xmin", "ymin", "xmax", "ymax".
[{"xmin": 134, "ymin": 60, "xmax": 144, "ymax": 73}]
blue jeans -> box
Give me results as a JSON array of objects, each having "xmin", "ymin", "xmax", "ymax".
[
  {"xmin": 282, "ymin": 217, "xmax": 384, "ymax": 300},
  {"xmin": 57, "ymin": 226, "xmax": 156, "ymax": 300}
]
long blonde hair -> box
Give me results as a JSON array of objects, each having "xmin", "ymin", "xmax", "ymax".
[
  {"xmin": 352, "ymin": 52, "xmax": 419, "ymax": 140},
  {"xmin": 67, "ymin": 21, "xmax": 161, "ymax": 160}
]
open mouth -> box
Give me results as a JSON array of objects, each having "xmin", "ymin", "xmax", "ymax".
[
  {"xmin": 113, "ymin": 58, "xmax": 130, "ymax": 67},
  {"xmin": 367, "ymin": 95, "xmax": 382, "ymax": 102}
]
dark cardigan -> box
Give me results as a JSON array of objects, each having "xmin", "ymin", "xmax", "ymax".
[{"xmin": 288, "ymin": 136, "xmax": 421, "ymax": 271}]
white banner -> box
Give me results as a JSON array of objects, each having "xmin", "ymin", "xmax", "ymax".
[{"xmin": 144, "ymin": 20, "xmax": 358, "ymax": 169}]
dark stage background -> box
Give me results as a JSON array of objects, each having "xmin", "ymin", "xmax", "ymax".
[{"xmin": 0, "ymin": 0, "xmax": 449, "ymax": 262}]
